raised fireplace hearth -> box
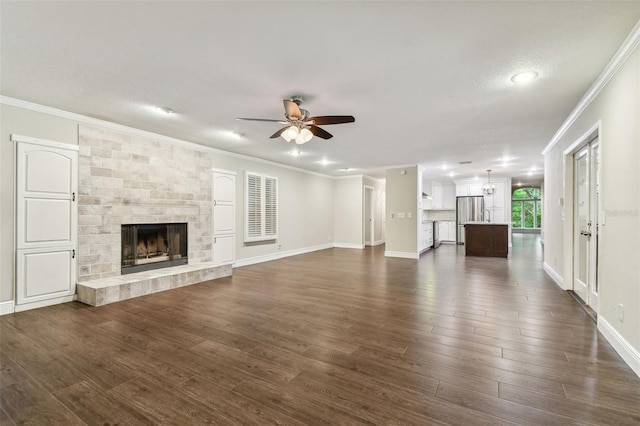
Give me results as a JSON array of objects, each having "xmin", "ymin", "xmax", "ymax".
[{"xmin": 121, "ymin": 223, "xmax": 187, "ymax": 274}]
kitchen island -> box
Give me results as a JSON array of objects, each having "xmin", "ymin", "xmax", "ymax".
[{"xmin": 464, "ymin": 222, "xmax": 509, "ymax": 258}]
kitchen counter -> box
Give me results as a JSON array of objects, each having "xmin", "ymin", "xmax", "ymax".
[{"xmin": 464, "ymin": 223, "xmax": 509, "ymax": 258}]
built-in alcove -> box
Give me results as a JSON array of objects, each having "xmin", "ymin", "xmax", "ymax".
[{"xmin": 121, "ymin": 223, "xmax": 187, "ymax": 274}]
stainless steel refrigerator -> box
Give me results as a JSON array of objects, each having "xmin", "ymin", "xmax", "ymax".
[{"xmin": 456, "ymin": 196, "xmax": 484, "ymax": 244}]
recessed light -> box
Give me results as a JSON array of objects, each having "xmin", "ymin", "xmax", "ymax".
[
  {"xmin": 289, "ymin": 148, "xmax": 301, "ymax": 157},
  {"xmin": 216, "ymin": 130, "xmax": 244, "ymax": 140},
  {"xmin": 318, "ymin": 158, "xmax": 331, "ymax": 166},
  {"xmin": 448, "ymin": 171, "xmax": 455, "ymax": 177},
  {"xmin": 511, "ymin": 71, "xmax": 538, "ymax": 84},
  {"xmin": 156, "ymin": 106, "xmax": 174, "ymax": 115}
]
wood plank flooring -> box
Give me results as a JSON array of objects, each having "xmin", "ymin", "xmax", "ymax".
[{"xmin": 2, "ymin": 234, "xmax": 640, "ymax": 425}]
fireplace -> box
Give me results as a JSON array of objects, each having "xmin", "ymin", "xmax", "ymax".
[{"xmin": 121, "ymin": 223, "xmax": 188, "ymax": 274}]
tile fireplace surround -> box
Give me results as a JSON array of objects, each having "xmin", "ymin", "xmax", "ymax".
[{"xmin": 76, "ymin": 125, "xmax": 230, "ymax": 305}]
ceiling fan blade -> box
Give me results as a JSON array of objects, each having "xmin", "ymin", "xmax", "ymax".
[
  {"xmin": 236, "ymin": 118, "xmax": 284, "ymax": 123},
  {"xmin": 269, "ymin": 127, "xmax": 288, "ymax": 139},
  {"xmin": 306, "ymin": 115, "xmax": 355, "ymax": 125},
  {"xmin": 308, "ymin": 125, "xmax": 333, "ymax": 140},
  {"xmin": 283, "ymin": 100, "xmax": 303, "ymax": 120}
]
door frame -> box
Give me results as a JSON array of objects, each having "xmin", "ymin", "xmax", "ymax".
[
  {"xmin": 562, "ymin": 122, "xmax": 601, "ymax": 312},
  {"xmin": 363, "ymin": 186, "xmax": 374, "ymax": 246}
]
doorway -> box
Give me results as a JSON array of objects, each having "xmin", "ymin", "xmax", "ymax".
[
  {"xmin": 573, "ymin": 138, "xmax": 600, "ymax": 312},
  {"xmin": 364, "ymin": 186, "xmax": 374, "ymax": 246}
]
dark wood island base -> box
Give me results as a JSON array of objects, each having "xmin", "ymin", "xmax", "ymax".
[{"xmin": 464, "ymin": 223, "xmax": 509, "ymax": 258}]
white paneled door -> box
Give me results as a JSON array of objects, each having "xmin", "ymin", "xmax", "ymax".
[
  {"xmin": 212, "ymin": 169, "xmax": 236, "ymax": 266},
  {"xmin": 14, "ymin": 136, "xmax": 78, "ymax": 307}
]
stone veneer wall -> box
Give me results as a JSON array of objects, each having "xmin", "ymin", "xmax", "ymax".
[{"xmin": 77, "ymin": 125, "xmax": 212, "ymax": 282}]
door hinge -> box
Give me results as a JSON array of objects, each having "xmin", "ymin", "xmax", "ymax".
[
  {"xmin": 72, "ymin": 249, "xmax": 76, "ymax": 259},
  {"xmin": 72, "ymin": 192, "xmax": 76, "ymax": 201}
]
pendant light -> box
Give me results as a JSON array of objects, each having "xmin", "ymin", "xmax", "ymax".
[{"xmin": 482, "ymin": 169, "xmax": 496, "ymax": 195}]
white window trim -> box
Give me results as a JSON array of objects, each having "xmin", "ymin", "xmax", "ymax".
[{"xmin": 244, "ymin": 171, "xmax": 278, "ymax": 242}]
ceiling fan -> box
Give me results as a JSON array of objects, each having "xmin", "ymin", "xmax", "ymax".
[{"xmin": 236, "ymin": 96, "xmax": 355, "ymax": 144}]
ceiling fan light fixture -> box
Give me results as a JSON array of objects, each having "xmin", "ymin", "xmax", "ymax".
[
  {"xmin": 298, "ymin": 128, "xmax": 313, "ymax": 143},
  {"xmin": 282, "ymin": 125, "xmax": 299, "ymax": 142}
]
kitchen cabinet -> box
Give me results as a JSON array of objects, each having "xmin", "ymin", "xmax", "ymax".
[
  {"xmin": 438, "ymin": 221, "xmax": 456, "ymax": 242},
  {"xmin": 431, "ymin": 183, "xmax": 443, "ymax": 208},
  {"xmin": 457, "ymin": 183, "xmax": 484, "ymax": 196},
  {"xmin": 420, "ymin": 221, "xmax": 433, "ymax": 252},
  {"xmin": 483, "ymin": 182, "xmax": 505, "ymax": 223},
  {"xmin": 426, "ymin": 182, "xmax": 455, "ymax": 210},
  {"xmin": 465, "ymin": 223, "xmax": 508, "ymax": 258}
]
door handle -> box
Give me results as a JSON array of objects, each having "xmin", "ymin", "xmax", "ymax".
[{"xmin": 580, "ymin": 230, "xmax": 592, "ymax": 237}]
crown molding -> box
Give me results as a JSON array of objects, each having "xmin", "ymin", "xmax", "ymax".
[
  {"xmin": 542, "ymin": 19, "xmax": 640, "ymax": 155},
  {"xmin": 0, "ymin": 96, "xmax": 336, "ymax": 180}
]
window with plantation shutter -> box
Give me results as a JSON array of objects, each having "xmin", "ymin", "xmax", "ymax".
[{"xmin": 245, "ymin": 172, "xmax": 278, "ymax": 242}]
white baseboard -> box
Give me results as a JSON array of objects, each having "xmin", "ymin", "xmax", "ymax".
[
  {"xmin": 0, "ymin": 300, "xmax": 15, "ymax": 316},
  {"xmin": 13, "ymin": 295, "xmax": 77, "ymax": 313},
  {"xmin": 234, "ymin": 243, "xmax": 333, "ymax": 268},
  {"xmin": 384, "ymin": 250, "xmax": 419, "ymax": 259},
  {"xmin": 373, "ymin": 239, "xmax": 385, "ymax": 246},
  {"xmin": 543, "ymin": 262, "xmax": 565, "ymax": 289},
  {"xmin": 333, "ymin": 243, "xmax": 365, "ymax": 249},
  {"xmin": 598, "ymin": 316, "xmax": 640, "ymax": 378}
]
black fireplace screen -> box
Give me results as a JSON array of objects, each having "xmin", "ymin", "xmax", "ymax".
[{"xmin": 121, "ymin": 223, "xmax": 188, "ymax": 274}]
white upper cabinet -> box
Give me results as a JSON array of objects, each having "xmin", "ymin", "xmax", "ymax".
[
  {"xmin": 457, "ymin": 182, "xmax": 483, "ymax": 197},
  {"xmin": 425, "ymin": 181, "xmax": 455, "ymax": 210}
]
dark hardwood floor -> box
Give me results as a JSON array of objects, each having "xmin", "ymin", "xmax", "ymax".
[{"xmin": 2, "ymin": 234, "xmax": 640, "ymax": 425}]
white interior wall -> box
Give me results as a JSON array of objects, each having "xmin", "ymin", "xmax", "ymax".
[
  {"xmin": 332, "ymin": 176, "xmax": 364, "ymax": 248},
  {"xmin": 385, "ymin": 166, "xmax": 418, "ymax": 257},
  {"xmin": 212, "ymin": 153, "xmax": 335, "ymax": 263},
  {"xmin": 543, "ymin": 42, "xmax": 640, "ymax": 369}
]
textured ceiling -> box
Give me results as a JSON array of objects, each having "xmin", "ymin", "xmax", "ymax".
[{"xmin": 2, "ymin": 1, "xmax": 640, "ymax": 184}]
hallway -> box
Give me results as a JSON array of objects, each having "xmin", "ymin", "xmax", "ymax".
[{"xmin": 2, "ymin": 234, "xmax": 639, "ymax": 424}]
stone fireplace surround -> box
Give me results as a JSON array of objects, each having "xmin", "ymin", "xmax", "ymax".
[{"xmin": 75, "ymin": 125, "xmax": 231, "ymax": 306}]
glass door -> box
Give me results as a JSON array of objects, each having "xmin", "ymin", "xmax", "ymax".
[{"xmin": 573, "ymin": 140, "xmax": 600, "ymax": 312}]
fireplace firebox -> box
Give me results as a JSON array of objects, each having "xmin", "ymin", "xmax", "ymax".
[{"xmin": 121, "ymin": 223, "xmax": 188, "ymax": 274}]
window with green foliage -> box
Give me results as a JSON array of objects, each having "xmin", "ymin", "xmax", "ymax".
[{"xmin": 512, "ymin": 187, "xmax": 542, "ymax": 229}]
